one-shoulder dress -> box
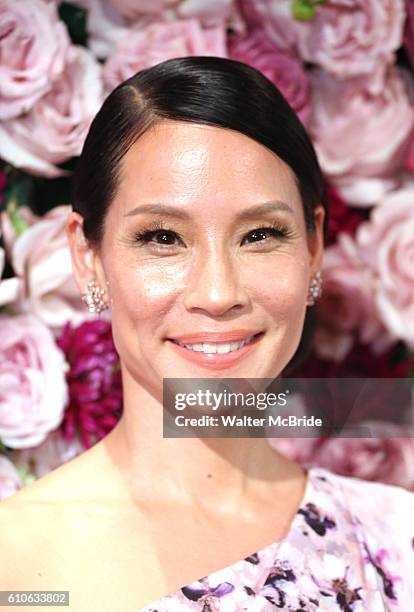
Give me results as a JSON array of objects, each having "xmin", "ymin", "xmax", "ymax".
[{"xmin": 137, "ymin": 466, "xmax": 414, "ymax": 611}]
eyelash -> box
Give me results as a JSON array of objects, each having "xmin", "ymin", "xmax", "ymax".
[{"xmin": 132, "ymin": 221, "xmax": 293, "ymax": 248}]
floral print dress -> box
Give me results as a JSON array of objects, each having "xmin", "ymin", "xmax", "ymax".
[{"xmin": 138, "ymin": 466, "xmax": 414, "ymax": 611}]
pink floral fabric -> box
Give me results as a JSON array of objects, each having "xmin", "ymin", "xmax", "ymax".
[{"xmin": 138, "ymin": 466, "xmax": 414, "ymax": 610}]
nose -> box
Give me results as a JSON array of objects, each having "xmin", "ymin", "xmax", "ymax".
[{"xmin": 183, "ymin": 248, "xmax": 250, "ymax": 316}]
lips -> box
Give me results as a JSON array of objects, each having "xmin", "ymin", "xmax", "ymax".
[
  {"xmin": 172, "ymin": 335, "xmax": 255, "ymax": 353},
  {"xmin": 166, "ymin": 332, "xmax": 264, "ymax": 370},
  {"xmin": 168, "ymin": 330, "xmax": 263, "ymax": 344}
]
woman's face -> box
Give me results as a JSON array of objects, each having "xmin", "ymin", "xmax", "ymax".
[{"xmin": 84, "ymin": 121, "xmax": 324, "ymax": 390}]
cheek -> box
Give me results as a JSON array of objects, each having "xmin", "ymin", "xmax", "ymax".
[
  {"xmin": 109, "ymin": 259, "xmax": 187, "ymax": 322},
  {"xmin": 245, "ymin": 256, "xmax": 308, "ymax": 317},
  {"xmin": 107, "ymin": 249, "xmax": 308, "ymax": 325}
]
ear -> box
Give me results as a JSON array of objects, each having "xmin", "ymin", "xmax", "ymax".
[
  {"xmin": 306, "ymin": 204, "xmax": 325, "ymax": 277},
  {"xmin": 65, "ymin": 211, "xmax": 108, "ymax": 299}
]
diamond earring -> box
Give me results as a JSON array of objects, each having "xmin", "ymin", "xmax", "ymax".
[
  {"xmin": 81, "ymin": 278, "xmax": 109, "ymax": 314},
  {"xmin": 306, "ymin": 271, "xmax": 322, "ymax": 306}
]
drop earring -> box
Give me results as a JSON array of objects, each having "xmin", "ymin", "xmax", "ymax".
[
  {"xmin": 81, "ymin": 278, "xmax": 109, "ymax": 315},
  {"xmin": 306, "ymin": 271, "xmax": 322, "ymax": 306}
]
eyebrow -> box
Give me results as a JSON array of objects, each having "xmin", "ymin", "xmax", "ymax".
[{"xmin": 123, "ymin": 201, "xmax": 294, "ymax": 219}]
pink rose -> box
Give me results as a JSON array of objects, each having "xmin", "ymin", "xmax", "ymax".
[
  {"xmin": 355, "ymin": 186, "xmax": 414, "ymax": 348},
  {"xmin": 314, "ymin": 234, "xmax": 396, "ymax": 362},
  {"xmin": 267, "ymin": 437, "xmax": 323, "ymax": 468},
  {"xmin": 110, "ymin": 0, "xmax": 166, "ymax": 19},
  {"xmin": 71, "ymin": 0, "xmax": 129, "ymax": 60},
  {"xmin": 103, "ymin": 18, "xmax": 227, "ymax": 91},
  {"xmin": 76, "ymin": 0, "xmax": 241, "ymax": 61},
  {"xmin": 10, "ymin": 428, "xmax": 84, "ymax": 479},
  {"xmin": 228, "ymin": 28, "xmax": 310, "ymax": 125},
  {"xmin": 0, "ymin": 314, "xmax": 68, "ymax": 449},
  {"xmin": 0, "ymin": 454, "xmax": 23, "ymax": 501},
  {"xmin": 310, "ymin": 421, "xmax": 414, "ymax": 490},
  {"xmin": 239, "ymin": 0, "xmax": 297, "ymax": 50},
  {"xmin": 0, "ymin": 45, "xmax": 103, "ymax": 178},
  {"xmin": 7, "ymin": 205, "xmax": 91, "ymax": 330},
  {"xmin": 309, "ymin": 67, "xmax": 414, "ymax": 205},
  {"xmin": 110, "ymin": 0, "xmax": 235, "ymax": 25},
  {"xmin": 246, "ymin": 0, "xmax": 405, "ymax": 83},
  {"xmin": 0, "ymin": 0, "xmax": 70, "ymax": 119}
]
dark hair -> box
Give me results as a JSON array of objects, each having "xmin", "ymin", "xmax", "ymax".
[{"xmin": 72, "ymin": 56, "xmax": 329, "ymax": 373}]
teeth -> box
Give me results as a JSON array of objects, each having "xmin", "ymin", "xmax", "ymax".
[
  {"xmin": 190, "ymin": 343, "xmax": 204, "ymax": 352},
  {"xmin": 202, "ymin": 344, "xmax": 217, "ymax": 353},
  {"xmin": 217, "ymin": 344, "xmax": 231, "ymax": 354},
  {"xmin": 175, "ymin": 335, "xmax": 255, "ymax": 354}
]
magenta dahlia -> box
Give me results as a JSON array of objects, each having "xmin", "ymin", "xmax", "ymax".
[{"xmin": 56, "ymin": 319, "xmax": 122, "ymax": 449}]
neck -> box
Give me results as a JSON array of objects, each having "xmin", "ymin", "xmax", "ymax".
[{"xmin": 99, "ymin": 370, "xmax": 302, "ymax": 512}]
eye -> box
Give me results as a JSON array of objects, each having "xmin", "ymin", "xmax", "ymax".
[
  {"xmin": 143, "ymin": 230, "xmax": 177, "ymax": 245},
  {"xmin": 133, "ymin": 226, "xmax": 183, "ymax": 247},
  {"xmin": 131, "ymin": 221, "xmax": 293, "ymax": 250},
  {"xmin": 242, "ymin": 224, "xmax": 291, "ymax": 245}
]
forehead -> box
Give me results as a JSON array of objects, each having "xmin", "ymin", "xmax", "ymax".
[{"xmin": 116, "ymin": 120, "xmax": 301, "ymax": 212}]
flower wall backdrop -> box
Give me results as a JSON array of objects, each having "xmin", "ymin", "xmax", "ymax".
[{"xmin": 1, "ymin": 0, "xmax": 414, "ymax": 500}]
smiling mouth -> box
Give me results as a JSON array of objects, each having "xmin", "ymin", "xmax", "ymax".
[{"xmin": 169, "ymin": 333, "xmax": 263, "ymax": 355}]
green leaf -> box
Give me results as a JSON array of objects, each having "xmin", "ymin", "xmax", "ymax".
[
  {"xmin": 3, "ymin": 170, "xmax": 34, "ymax": 209},
  {"xmin": 58, "ymin": 2, "xmax": 88, "ymax": 47},
  {"xmin": 15, "ymin": 464, "xmax": 37, "ymax": 487},
  {"xmin": 6, "ymin": 198, "xmax": 30, "ymax": 236},
  {"xmin": 292, "ymin": 0, "xmax": 316, "ymax": 21}
]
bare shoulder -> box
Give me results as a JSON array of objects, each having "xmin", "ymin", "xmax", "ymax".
[
  {"xmin": 0, "ymin": 435, "xmax": 116, "ymax": 514},
  {"xmin": 0, "ymin": 456, "xmax": 87, "ymax": 589},
  {"xmin": 0, "ymin": 447, "xmax": 166, "ymax": 610},
  {"xmin": 0, "ymin": 443, "xmax": 113, "ymax": 584}
]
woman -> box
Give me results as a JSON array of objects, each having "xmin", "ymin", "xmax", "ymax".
[{"xmin": 1, "ymin": 56, "xmax": 414, "ymax": 611}]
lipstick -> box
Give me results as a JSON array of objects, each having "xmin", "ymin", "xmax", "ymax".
[
  {"xmin": 167, "ymin": 332, "xmax": 263, "ymax": 370},
  {"xmin": 169, "ymin": 330, "xmax": 261, "ymax": 343}
]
